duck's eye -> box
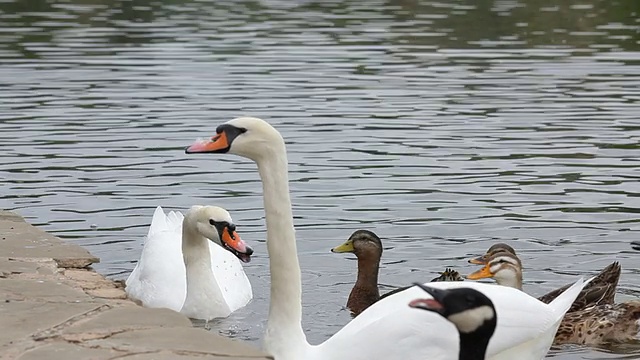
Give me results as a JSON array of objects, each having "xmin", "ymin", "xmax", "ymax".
[{"xmin": 209, "ymin": 219, "xmax": 216, "ymax": 226}]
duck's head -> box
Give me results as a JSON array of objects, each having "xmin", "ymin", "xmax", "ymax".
[
  {"xmin": 466, "ymin": 251, "xmax": 522, "ymax": 288},
  {"xmin": 409, "ymin": 283, "xmax": 497, "ymax": 337},
  {"xmin": 331, "ymin": 230, "xmax": 383, "ymax": 260},
  {"xmin": 468, "ymin": 242, "xmax": 517, "ymax": 265},
  {"xmin": 185, "ymin": 117, "xmax": 284, "ymax": 161},
  {"xmin": 185, "ymin": 205, "xmax": 253, "ymax": 263}
]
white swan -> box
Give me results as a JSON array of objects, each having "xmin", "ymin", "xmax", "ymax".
[
  {"xmin": 125, "ymin": 205, "xmax": 253, "ymax": 320},
  {"xmin": 185, "ymin": 117, "xmax": 589, "ymax": 360}
]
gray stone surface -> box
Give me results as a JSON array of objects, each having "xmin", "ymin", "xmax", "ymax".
[
  {"xmin": 0, "ymin": 257, "xmax": 57, "ymax": 276},
  {"xmin": 0, "ymin": 210, "xmax": 272, "ymax": 360},
  {"xmin": 0, "ymin": 212, "xmax": 98, "ymax": 268},
  {"xmin": 17, "ymin": 343, "xmax": 115, "ymax": 360},
  {"xmin": 0, "ymin": 301, "xmax": 101, "ymax": 348}
]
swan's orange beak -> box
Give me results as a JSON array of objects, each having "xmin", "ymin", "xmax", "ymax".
[
  {"xmin": 220, "ymin": 226, "xmax": 253, "ymax": 263},
  {"xmin": 222, "ymin": 227, "xmax": 245, "ymax": 253},
  {"xmin": 466, "ymin": 264, "xmax": 494, "ymax": 280},
  {"xmin": 186, "ymin": 132, "xmax": 229, "ymax": 153}
]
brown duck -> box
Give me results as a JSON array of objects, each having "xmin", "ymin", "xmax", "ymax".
[
  {"xmin": 467, "ymin": 246, "xmax": 639, "ymax": 345},
  {"xmin": 467, "ymin": 243, "xmax": 620, "ymax": 312},
  {"xmin": 331, "ymin": 230, "xmax": 462, "ymax": 316}
]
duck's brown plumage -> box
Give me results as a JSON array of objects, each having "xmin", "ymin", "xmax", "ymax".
[
  {"xmin": 555, "ymin": 301, "xmax": 640, "ymax": 345},
  {"xmin": 347, "ymin": 253, "xmax": 381, "ymax": 316},
  {"xmin": 537, "ymin": 261, "xmax": 620, "ymax": 313}
]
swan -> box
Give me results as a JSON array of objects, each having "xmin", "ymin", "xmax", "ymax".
[
  {"xmin": 185, "ymin": 116, "xmax": 590, "ymax": 360},
  {"xmin": 125, "ymin": 205, "xmax": 253, "ymax": 320},
  {"xmin": 409, "ymin": 283, "xmax": 498, "ymax": 360}
]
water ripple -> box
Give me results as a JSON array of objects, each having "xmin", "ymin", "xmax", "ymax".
[{"xmin": 0, "ymin": 0, "xmax": 639, "ymax": 356}]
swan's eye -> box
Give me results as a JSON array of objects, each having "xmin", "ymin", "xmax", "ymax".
[{"xmin": 209, "ymin": 219, "xmax": 216, "ymax": 226}]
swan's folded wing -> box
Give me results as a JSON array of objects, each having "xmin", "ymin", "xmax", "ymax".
[
  {"xmin": 146, "ymin": 206, "xmax": 184, "ymax": 239},
  {"xmin": 209, "ymin": 242, "xmax": 253, "ymax": 311},
  {"xmin": 126, "ymin": 207, "xmax": 186, "ymax": 311},
  {"xmin": 318, "ymin": 281, "xmax": 583, "ymax": 360},
  {"xmin": 316, "ymin": 302, "xmax": 457, "ymax": 360}
]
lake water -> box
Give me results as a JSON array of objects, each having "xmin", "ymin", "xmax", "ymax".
[{"xmin": 1, "ymin": 0, "xmax": 639, "ymax": 358}]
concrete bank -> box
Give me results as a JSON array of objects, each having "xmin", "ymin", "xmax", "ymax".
[{"xmin": 0, "ymin": 210, "xmax": 272, "ymax": 360}]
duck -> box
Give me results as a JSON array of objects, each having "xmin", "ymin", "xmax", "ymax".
[
  {"xmin": 467, "ymin": 250, "xmax": 640, "ymax": 345},
  {"xmin": 125, "ymin": 205, "xmax": 254, "ymax": 321},
  {"xmin": 186, "ymin": 116, "xmax": 590, "ymax": 360},
  {"xmin": 409, "ymin": 283, "xmax": 497, "ymax": 360},
  {"xmin": 468, "ymin": 244, "xmax": 620, "ymax": 312},
  {"xmin": 331, "ymin": 229, "xmax": 463, "ymax": 316}
]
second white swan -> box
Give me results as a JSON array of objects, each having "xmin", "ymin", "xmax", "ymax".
[{"xmin": 126, "ymin": 205, "xmax": 253, "ymax": 320}]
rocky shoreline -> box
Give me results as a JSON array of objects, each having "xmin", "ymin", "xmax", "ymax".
[{"xmin": 0, "ymin": 210, "xmax": 271, "ymax": 360}]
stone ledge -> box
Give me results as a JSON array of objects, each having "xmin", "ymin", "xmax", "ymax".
[
  {"xmin": 0, "ymin": 210, "xmax": 272, "ymax": 360},
  {"xmin": 0, "ymin": 213, "xmax": 98, "ymax": 268}
]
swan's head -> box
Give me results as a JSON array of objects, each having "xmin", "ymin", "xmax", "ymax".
[
  {"xmin": 185, "ymin": 117, "xmax": 284, "ymax": 161},
  {"xmin": 468, "ymin": 242, "xmax": 516, "ymax": 265},
  {"xmin": 185, "ymin": 205, "xmax": 254, "ymax": 263},
  {"xmin": 466, "ymin": 251, "xmax": 522, "ymax": 288},
  {"xmin": 331, "ymin": 230, "xmax": 382, "ymax": 260},
  {"xmin": 409, "ymin": 283, "xmax": 497, "ymax": 336}
]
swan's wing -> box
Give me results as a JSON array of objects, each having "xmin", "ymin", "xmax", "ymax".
[
  {"xmin": 316, "ymin": 299, "xmax": 458, "ymax": 360},
  {"xmin": 316, "ymin": 279, "xmax": 586, "ymax": 360},
  {"xmin": 209, "ymin": 242, "xmax": 253, "ymax": 311},
  {"xmin": 125, "ymin": 207, "xmax": 186, "ymax": 311}
]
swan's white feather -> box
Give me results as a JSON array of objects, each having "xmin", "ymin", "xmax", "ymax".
[
  {"xmin": 125, "ymin": 206, "xmax": 252, "ymax": 316},
  {"xmin": 314, "ymin": 278, "xmax": 587, "ymax": 360}
]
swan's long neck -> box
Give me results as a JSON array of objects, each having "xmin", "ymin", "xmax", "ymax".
[
  {"xmin": 181, "ymin": 222, "xmax": 228, "ymax": 317},
  {"xmin": 257, "ymin": 146, "xmax": 307, "ymax": 357}
]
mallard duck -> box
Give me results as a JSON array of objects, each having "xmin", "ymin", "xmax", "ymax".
[
  {"xmin": 468, "ymin": 244, "xmax": 620, "ymax": 312},
  {"xmin": 186, "ymin": 116, "xmax": 591, "ymax": 360},
  {"xmin": 467, "ymin": 250, "xmax": 639, "ymax": 345},
  {"xmin": 410, "ymin": 283, "xmax": 497, "ymax": 360},
  {"xmin": 331, "ymin": 229, "xmax": 463, "ymax": 316}
]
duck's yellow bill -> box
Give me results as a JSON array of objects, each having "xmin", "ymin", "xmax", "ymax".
[
  {"xmin": 331, "ymin": 240, "xmax": 355, "ymax": 253},
  {"xmin": 467, "ymin": 264, "xmax": 494, "ymax": 280}
]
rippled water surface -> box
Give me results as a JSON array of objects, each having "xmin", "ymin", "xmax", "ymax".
[{"xmin": 1, "ymin": 0, "xmax": 640, "ymax": 358}]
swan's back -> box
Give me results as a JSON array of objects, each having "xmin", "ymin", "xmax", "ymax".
[
  {"xmin": 316, "ymin": 279, "xmax": 587, "ymax": 360},
  {"xmin": 126, "ymin": 206, "xmax": 186, "ymax": 311}
]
